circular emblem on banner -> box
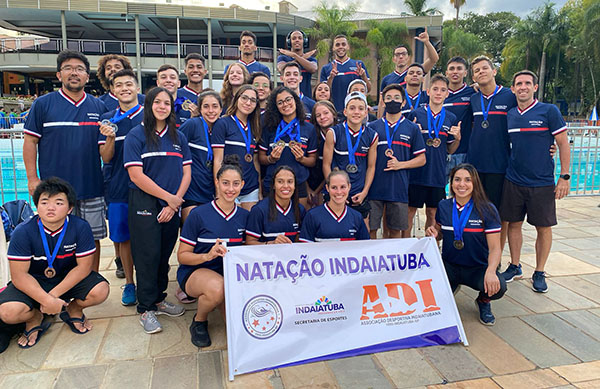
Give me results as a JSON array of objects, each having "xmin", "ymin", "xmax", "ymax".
[{"xmin": 242, "ymin": 294, "xmax": 283, "ymax": 340}]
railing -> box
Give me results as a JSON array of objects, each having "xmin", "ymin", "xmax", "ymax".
[
  {"xmin": 0, "ymin": 37, "xmax": 275, "ymax": 63},
  {"xmin": 0, "ymin": 117, "xmax": 26, "ymax": 130},
  {"xmin": 1, "ymin": 126, "xmax": 599, "ymax": 207}
]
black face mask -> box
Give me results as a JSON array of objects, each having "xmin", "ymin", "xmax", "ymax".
[{"xmin": 385, "ymin": 100, "xmax": 403, "ymax": 114}]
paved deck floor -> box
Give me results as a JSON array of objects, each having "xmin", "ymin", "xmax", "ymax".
[{"xmin": 2, "ymin": 196, "xmax": 600, "ymax": 388}]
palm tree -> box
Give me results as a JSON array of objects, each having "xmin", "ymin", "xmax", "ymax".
[
  {"xmin": 366, "ymin": 20, "xmax": 410, "ymax": 93},
  {"xmin": 533, "ymin": 3, "xmax": 561, "ymax": 102},
  {"xmin": 450, "ymin": 0, "xmax": 466, "ymax": 27},
  {"xmin": 403, "ymin": 0, "xmax": 439, "ymax": 16},
  {"xmin": 304, "ymin": 1, "xmax": 359, "ymax": 60}
]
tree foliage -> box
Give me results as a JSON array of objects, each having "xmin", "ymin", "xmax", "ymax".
[
  {"xmin": 457, "ymin": 12, "xmax": 520, "ymax": 64},
  {"xmin": 366, "ymin": 20, "xmax": 410, "ymax": 93},
  {"xmin": 403, "ymin": 0, "xmax": 439, "ymax": 16},
  {"xmin": 439, "ymin": 21, "xmax": 485, "ymax": 73}
]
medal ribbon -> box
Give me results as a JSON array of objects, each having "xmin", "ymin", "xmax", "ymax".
[
  {"xmin": 452, "ymin": 198, "xmax": 473, "ymax": 244},
  {"xmin": 384, "ymin": 118, "xmax": 402, "ymax": 150},
  {"xmin": 479, "ymin": 85, "xmax": 500, "ymax": 124},
  {"xmin": 234, "ymin": 115, "xmax": 253, "ymax": 157},
  {"xmin": 344, "ymin": 122, "xmax": 364, "ymax": 166},
  {"xmin": 110, "ymin": 104, "xmax": 141, "ymax": 124},
  {"xmin": 427, "ymin": 105, "xmax": 446, "ymax": 140},
  {"xmin": 200, "ymin": 117, "xmax": 213, "ymax": 162},
  {"xmin": 404, "ymin": 90, "xmax": 422, "ymax": 110},
  {"xmin": 37, "ymin": 217, "xmax": 69, "ymax": 272},
  {"xmin": 274, "ymin": 118, "xmax": 299, "ymax": 144}
]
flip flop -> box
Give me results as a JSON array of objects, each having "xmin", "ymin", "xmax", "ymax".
[
  {"xmin": 59, "ymin": 311, "xmax": 89, "ymax": 334},
  {"xmin": 18, "ymin": 320, "xmax": 51, "ymax": 349}
]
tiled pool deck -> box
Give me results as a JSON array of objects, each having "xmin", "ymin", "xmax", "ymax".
[{"xmin": 2, "ymin": 196, "xmax": 600, "ymax": 388}]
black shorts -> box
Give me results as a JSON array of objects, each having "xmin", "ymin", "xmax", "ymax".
[
  {"xmin": 180, "ymin": 265, "xmax": 223, "ymax": 299},
  {"xmin": 478, "ymin": 173, "xmax": 505, "ymax": 211},
  {"xmin": 408, "ymin": 185, "xmax": 446, "ymax": 209},
  {"xmin": 0, "ymin": 271, "xmax": 108, "ymax": 310},
  {"xmin": 349, "ymin": 199, "xmax": 371, "ymax": 219},
  {"xmin": 500, "ymin": 179, "xmax": 557, "ymax": 227},
  {"xmin": 182, "ymin": 199, "xmax": 206, "ymax": 209}
]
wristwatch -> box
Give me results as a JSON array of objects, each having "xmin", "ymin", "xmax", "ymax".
[{"xmin": 559, "ymin": 174, "xmax": 571, "ymax": 180}]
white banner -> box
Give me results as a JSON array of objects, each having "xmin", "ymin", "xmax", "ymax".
[{"xmin": 224, "ymin": 237, "xmax": 467, "ymax": 380}]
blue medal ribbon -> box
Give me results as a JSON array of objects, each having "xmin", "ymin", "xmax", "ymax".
[
  {"xmin": 174, "ymin": 97, "xmax": 185, "ymax": 113},
  {"xmin": 452, "ymin": 198, "xmax": 473, "ymax": 244},
  {"xmin": 234, "ymin": 115, "xmax": 253, "ymax": 157},
  {"xmin": 200, "ymin": 117, "xmax": 213, "ymax": 162},
  {"xmin": 384, "ymin": 118, "xmax": 402, "ymax": 150},
  {"xmin": 404, "ymin": 90, "xmax": 422, "ymax": 110},
  {"xmin": 110, "ymin": 104, "xmax": 141, "ymax": 125},
  {"xmin": 37, "ymin": 217, "xmax": 69, "ymax": 274},
  {"xmin": 344, "ymin": 122, "xmax": 364, "ymax": 166},
  {"xmin": 479, "ymin": 85, "xmax": 500, "ymax": 124},
  {"xmin": 427, "ymin": 105, "xmax": 446, "ymax": 141},
  {"xmin": 274, "ymin": 118, "xmax": 299, "ymax": 144}
]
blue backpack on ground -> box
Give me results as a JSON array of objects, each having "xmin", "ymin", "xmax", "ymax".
[{"xmin": 1, "ymin": 200, "xmax": 35, "ymax": 240}]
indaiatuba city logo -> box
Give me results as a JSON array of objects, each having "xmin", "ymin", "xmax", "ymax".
[{"xmin": 296, "ymin": 296, "xmax": 345, "ymax": 314}]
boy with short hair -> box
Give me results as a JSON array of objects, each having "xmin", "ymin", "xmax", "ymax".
[{"xmin": 0, "ymin": 177, "xmax": 109, "ymax": 350}]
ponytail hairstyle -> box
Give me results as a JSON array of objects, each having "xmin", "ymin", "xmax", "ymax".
[{"xmin": 268, "ymin": 165, "xmax": 301, "ymax": 224}]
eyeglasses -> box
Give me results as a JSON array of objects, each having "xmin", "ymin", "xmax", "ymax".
[
  {"xmin": 61, "ymin": 66, "xmax": 88, "ymax": 74},
  {"xmin": 239, "ymin": 95, "xmax": 257, "ymax": 104},
  {"xmin": 253, "ymin": 82, "xmax": 270, "ymax": 89},
  {"xmin": 276, "ymin": 96, "xmax": 294, "ymax": 107}
]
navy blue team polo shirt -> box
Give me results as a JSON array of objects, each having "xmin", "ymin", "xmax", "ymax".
[
  {"xmin": 408, "ymin": 106, "xmax": 457, "ymax": 188},
  {"xmin": 99, "ymin": 92, "xmax": 145, "ymax": 112},
  {"xmin": 369, "ymin": 117, "xmax": 426, "ymax": 203},
  {"xmin": 401, "ymin": 90, "xmax": 429, "ymax": 115},
  {"xmin": 98, "ymin": 105, "xmax": 144, "ymax": 203},
  {"xmin": 436, "ymin": 199, "xmax": 502, "ymax": 267},
  {"xmin": 211, "ymin": 116, "xmax": 260, "ymax": 196},
  {"xmin": 123, "ymin": 124, "xmax": 192, "ymax": 205},
  {"xmin": 177, "ymin": 201, "xmax": 248, "ymax": 279},
  {"xmin": 8, "ymin": 215, "xmax": 96, "ymax": 281},
  {"xmin": 299, "ymin": 203, "xmax": 370, "ymax": 242},
  {"xmin": 24, "ymin": 90, "xmax": 107, "ymax": 199},
  {"xmin": 225, "ymin": 60, "xmax": 271, "ymax": 78},
  {"xmin": 381, "ymin": 69, "xmax": 408, "ymax": 90},
  {"xmin": 328, "ymin": 122, "xmax": 378, "ymax": 197},
  {"xmin": 506, "ymin": 100, "xmax": 567, "ymax": 187},
  {"xmin": 320, "ymin": 58, "xmax": 370, "ymax": 112},
  {"xmin": 176, "ymin": 85, "xmax": 202, "ymax": 124},
  {"xmin": 467, "ymin": 86, "xmax": 517, "ymax": 174},
  {"xmin": 246, "ymin": 198, "xmax": 305, "ymax": 242},
  {"xmin": 179, "ymin": 116, "xmax": 216, "ymax": 204},
  {"xmin": 278, "ymin": 54, "xmax": 318, "ymax": 97},
  {"xmin": 444, "ymin": 84, "xmax": 474, "ymax": 155},
  {"xmin": 259, "ymin": 120, "xmax": 318, "ymax": 192}
]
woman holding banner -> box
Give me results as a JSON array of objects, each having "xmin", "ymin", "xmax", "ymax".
[
  {"xmin": 425, "ymin": 163, "xmax": 506, "ymax": 326},
  {"xmin": 299, "ymin": 169, "xmax": 369, "ymax": 242},
  {"xmin": 246, "ymin": 166, "xmax": 305, "ymax": 244},
  {"xmin": 177, "ymin": 155, "xmax": 249, "ymax": 347}
]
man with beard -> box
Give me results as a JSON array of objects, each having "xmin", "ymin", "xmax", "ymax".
[
  {"xmin": 23, "ymin": 50, "xmax": 108, "ymax": 272},
  {"xmin": 225, "ymin": 30, "xmax": 271, "ymax": 78}
]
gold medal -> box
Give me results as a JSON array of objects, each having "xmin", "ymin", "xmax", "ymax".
[
  {"xmin": 426, "ymin": 138, "xmax": 434, "ymax": 146},
  {"xmin": 289, "ymin": 140, "xmax": 299, "ymax": 148},
  {"xmin": 182, "ymin": 99, "xmax": 192, "ymax": 111},
  {"xmin": 276, "ymin": 140, "xmax": 286, "ymax": 148},
  {"xmin": 453, "ymin": 240, "xmax": 464, "ymax": 250},
  {"xmin": 432, "ymin": 138, "xmax": 441, "ymax": 148}
]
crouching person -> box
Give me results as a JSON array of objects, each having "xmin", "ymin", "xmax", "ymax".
[{"xmin": 0, "ymin": 177, "xmax": 109, "ymax": 349}]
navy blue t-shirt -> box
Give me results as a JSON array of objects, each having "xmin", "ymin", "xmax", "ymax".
[
  {"xmin": 177, "ymin": 201, "xmax": 248, "ymax": 279},
  {"xmin": 300, "ymin": 93, "xmax": 316, "ymax": 119},
  {"xmin": 436, "ymin": 199, "xmax": 501, "ymax": 267},
  {"xmin": 99, "ymin": 92, "xmax": 145, "ymax": 112},
  {"xmin": 24, "ymin": 90, "xmax": 107, "ymax": 199},
  {"xmin": 299, "ymin": 203, "xmax": 370, "ymax": 242},
  {"xmin": 7, "ymin": 215, "xmax": 96, "ymax": 281},
  {"xmin": 444, "ymin": 84, "xmax": 474, "ymax": 155},
  {"xmin": 369, "ymin": 117, "xmax": 426, "ymax": 202},
  {"xmin": 123, "ymin": 124, "xmax": 192, "ymax": 205},
  {"xmin": 176, "ymin": 86, "xmax": 202, "ymax": 124},
  {"xmin": 506, "ymin": 100, "xmax": 567, "ymax": 187},
  {"xmin": 328, "ymin": 122, "xmax": 378, "ymax": 196},
  {"xmin": 320, "ymin": 58, "xmax": 370, "ymax": 112},
  {"xmin": 259, "ymin": 119, "xmax": 318, "ymax": 192},
  {"xmin": 246, "ymin": 198, "xmax": 305, "ymax": 242},
  {"xmin": 179, "ymin": 116, "xmax": 216, "ymax": 204},
  {"xmin": 278, "ymin": 54, "xmax": 318, "ymax": 97},
  {"xmin": 381, "ymin": 69, "xmax": 407, "ymax": 90},
  {"xmin": 225, "ymin": 60, "xmax": 271, "ymax": 78},
  {"xmin": 467, "ymin": 86, "xmax": 517, "ymax": 174},
  {"xmin": 98, "ymin": 105, "xmax": 144, "ymax": 203},
  {"xmin": 211, "ymin": 116, "xmax": 260, "ymax": 196},
  {"xmin": 402, "ymin": 90, "xmax": 429, "ymax": 115}
]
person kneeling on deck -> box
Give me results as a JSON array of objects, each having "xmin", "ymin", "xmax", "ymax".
[
  {"xmin": 426, "ymin": 164, "xmax": 506, "ymax": 325},
  {"xmin": 0, "ymin": 177, "xmax": 109, "ymax": 350}
]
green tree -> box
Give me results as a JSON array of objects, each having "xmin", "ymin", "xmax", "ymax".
[
  {"xmin": 458, "ymin": 12, "xmax": 520, "ymax": 64},
  {"xmin": 403, "ymin": 0, "xmax": 439, "ymax": 16},
  {"xmin": 439, "ymin": 21, "xmax": 485, "ymax": 75},
  {"xmin": 450, "ymin": 0, "xmax": 466, "ymax": 27},
  {"xmin": 366, "ymin": 20, "xmax": 410, "ymax": 93}
]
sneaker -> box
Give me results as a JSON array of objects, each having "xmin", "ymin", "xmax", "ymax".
[
  {"xmin": 121, "ymin": 283, "xmax": 137, "ymax": 306},
  {"xmin": 190, "ymin": 318, "xmax": 211, "ymax": 347},
  {"xmin": 139, "ymin": 311, "xmax": 162, "ymax": 334},
  {"xmin": 501, "ymin": 263, "xmax": 523, "ymax": 282},
  {"xmin": 532, "ymin": 271, "xmax": 548, "ymax": 293},
  {"xmin": 475, "ymin": 298, "xmax": 495, "ymax": 326},
  {"xmin": 115, "ymin": 257, "xmax": 125, "ymax": 279},
  {"xmin": 156, "ymin": 300, "xmax": 185, "ymax": 317}
]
